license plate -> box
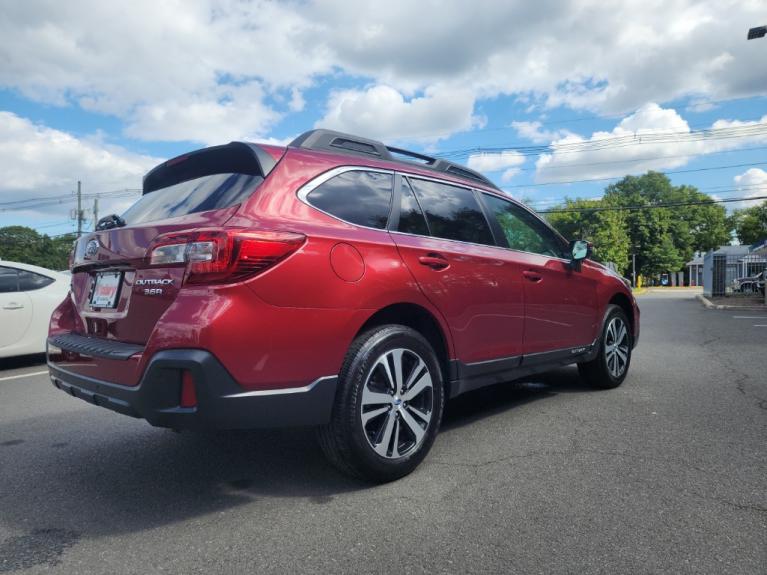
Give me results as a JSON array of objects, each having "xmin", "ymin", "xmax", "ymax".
[{"xmin": 90, "ymin": 272, "xmax": 122, "ymax": 308}]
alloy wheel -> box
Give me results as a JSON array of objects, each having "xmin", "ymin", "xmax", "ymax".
[
  {"xmin": 604, "ymin": 317, "xmax": 630, "ymax": 378},
  {"xmin": 360, "ymin": 348, "xmax": 434, "ymax": 459}
]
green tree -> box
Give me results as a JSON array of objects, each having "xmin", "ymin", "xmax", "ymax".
[
  {"xmin": 729, "ymin": 201, "xmax": 767, "ymax": 245},
  {"xmin": 545, "ymin": 197, "xmax": 630, "ymax": 273},
  {"xmin": 0, "ymin": 226, "xmax": 76, "ymax": 270},
  {"xmin": 545, "ymin": 171, "xmax": 732, "ymax": 278}
]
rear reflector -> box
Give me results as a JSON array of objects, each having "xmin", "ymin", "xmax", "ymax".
[
  {"xmin": 147, "ymin": 229, "xmax": 305, "ymax": 284},
  {"xmin": 180, "ymin": 371, "xmax": 197, "ymax": 408}
]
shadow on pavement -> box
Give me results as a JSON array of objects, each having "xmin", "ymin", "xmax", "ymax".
[
  {"xmin": 0, "ymin": 353, "xmax": 46, "ymax": 371},
  {"xmin": 0, "ymin": 365, "xmax": 596, "ymax": 541},
  {"xmin": 442, "ymin": 365, "xmax": 594, "ymax": 431}
]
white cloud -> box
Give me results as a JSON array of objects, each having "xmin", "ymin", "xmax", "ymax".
[
  {"xmin": 511, "ymin": 121, "xmax": 573, "ymax": 144},
  {"xmin": 535, "ymin": 104, "xmax": 767, "ymax": 183},
  {"xmin": 501, "ymin": 168, "xmax": 521, "ymax": 184},
  {"xmin": 1, "ymin": 1, "xmax": 766, "ymax": 144},
  {"xmin": 317, "ymin": 85, "xmax": 480, "ymax": 142},
  {"xmin": 467, "ymin": 151, "xmax": 525, "ymax": 173},
  {"xmin": 731, "ymin": 168, "xmax": 767, "ymax": 209},
  {"xmin": 0, "ymin": 112, "xmax": 160, "ymax": 222},
  {"xmin": 124, "ymin": 82, "xmax": 281, "ymax": 146}
]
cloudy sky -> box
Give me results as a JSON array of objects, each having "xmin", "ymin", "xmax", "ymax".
[{"xmin": 1, "ymin": 0, "xmax": 766, "ymax": 236}]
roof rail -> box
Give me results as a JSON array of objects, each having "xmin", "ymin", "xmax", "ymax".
[{"xmin": 288, "ymin": 129, "xmax": 499, "ymax": 190}]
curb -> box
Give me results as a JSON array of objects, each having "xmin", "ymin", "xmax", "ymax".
[{"xmin": 696, "ymin": 293, "xmax": 766, "ymax": 311}]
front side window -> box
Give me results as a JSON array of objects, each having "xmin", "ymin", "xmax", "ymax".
[
  {"xmin": 306, "ymin": 170, "xmax": 393, "ymax": 229},
  {"xmin": 0, "ymin": 266, "xmax": 19, "ymax": 293},
  {"xmin": 18, "ymin": 270, "xmax": 55, "ymax": 291},
  {"xmin": 408, "ymin": 178, "xmax": 494, "ymax": 246},
  {"xmin": 482, "ymin": 193, "xmax": 565, "ymax": 258}
]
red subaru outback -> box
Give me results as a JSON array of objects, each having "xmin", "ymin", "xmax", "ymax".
[{"xmin": 48, "ymin": 129, "xmax": 639, "ymax": 482}]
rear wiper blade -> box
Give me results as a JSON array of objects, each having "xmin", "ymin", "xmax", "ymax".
[{"xmin": 96, "ymin": 214, "xmax": 126, "ymax": 230}]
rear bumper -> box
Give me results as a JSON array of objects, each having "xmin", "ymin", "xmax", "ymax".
[{"xmin": 47, "ymin": 345, "xmax": 337, "ymax": 430}]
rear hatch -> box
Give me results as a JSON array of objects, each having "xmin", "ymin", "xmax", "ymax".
[{"xmin": 68, "ymin": 142, "xmax": 281, "ymax": 345}]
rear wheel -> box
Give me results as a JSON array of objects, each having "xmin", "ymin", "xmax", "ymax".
[
  {"xmin": 578, "ymin": 305, "xmax": 632, "ymax": 389},
  {"xmin": 318, "ymin": 325, "xmax": 444, "ymax": 482}
]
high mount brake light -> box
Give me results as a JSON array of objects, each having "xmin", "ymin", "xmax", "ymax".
[{"xmin": 148, "ymin": 229, "xmax": 305, "ymax": 284}]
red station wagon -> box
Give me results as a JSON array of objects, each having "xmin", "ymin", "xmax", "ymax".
[{"xmin": 47, "ymin": 130, "xmax": 640, "ymax": 482}]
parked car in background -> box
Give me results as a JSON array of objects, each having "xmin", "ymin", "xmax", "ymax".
[
  {"xmin": 732, "ymin": 271, "xmax": 765, "ymax": 294},
  {"xmin": 47, "ymin": 129, "xmax": 639, "ymax": 482},
  {"xmin": 0, "ymin": 261, "xmax": 70, "ymax": 358}
]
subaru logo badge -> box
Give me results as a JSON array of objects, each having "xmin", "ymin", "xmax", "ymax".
[{"xmin": 84, "ymin": 239, "xmax": 99, "ymax": 258}]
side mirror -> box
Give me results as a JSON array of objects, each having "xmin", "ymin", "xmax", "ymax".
[{"xmin": 568, "ymin": 240, "xmax": 592, "ymax": 271}]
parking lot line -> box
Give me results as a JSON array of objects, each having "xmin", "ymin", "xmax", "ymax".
[
  {"xmin": 0, "ymin": 370, "xmax": 48, "ymax": 382},
  {"xmin": 732, "ymin": 316, "xmax": 767, "ymax": 319}
]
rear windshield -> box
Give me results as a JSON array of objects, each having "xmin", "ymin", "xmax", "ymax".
[{"xmin": 122, "ymin": 173, "xmax": 263, "ymax": 225}]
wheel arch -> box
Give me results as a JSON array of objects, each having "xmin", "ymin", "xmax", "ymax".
[
  {"xmin": 356, "ymin": 303, "xmax": 453, "ymax": 392},
  {"xmin": 607, "ymin": 292, "xmax": 635, "ymax": 337}
]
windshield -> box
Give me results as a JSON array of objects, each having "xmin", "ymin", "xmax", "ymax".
[{"xmin": 122, "ymin": 173, "xmax": 263, "ymax": 225}]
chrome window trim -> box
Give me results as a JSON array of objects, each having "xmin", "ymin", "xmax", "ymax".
[{"xmin": 294, "ymin": 165, "xmax": 574, "ymax": 265}]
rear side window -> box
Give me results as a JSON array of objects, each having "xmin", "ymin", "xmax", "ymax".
[
  {"xmin": 18, "ymin": 270, "xmax": 55, "ymax": 291},
  {"xmin": 397, "ymin": 178, "xmax": 429, "ymax": 236},
  {"xmin": 409, "ymin": 178, "xmax": 494, "ymax": 246},
  {"xmin": 306, "ymin": 170, "xmax": 393, "ymax": 229},
  {"xmin": 121, "ymin": 173, "xmax": 264, "ymax": 225},
  {"xmin": 0, "ymin": 266, "xmax": 18, "ymax": 293}
]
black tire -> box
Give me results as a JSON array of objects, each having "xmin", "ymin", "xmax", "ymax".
[
  {"xmin": 578, "ymin": 305, "xmax": 633, "ymax": 389},
  {"xmin": 317, "ymin": 325, "xmax": 444, "ymax": 483}
]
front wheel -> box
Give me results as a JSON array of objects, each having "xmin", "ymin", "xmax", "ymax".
[
  {"xmin": 317, "ymin": 325, "xmax": 444, "ymax": 482},
  {"xmin": 578, "ymin": 305, "xmax": 632, "ymax": 389}
]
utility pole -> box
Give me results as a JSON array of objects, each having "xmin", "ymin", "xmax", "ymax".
[
  {"xmin": 76, "ymin": 180, "xmax": 83, "ymax": 238},
  {"xmin": 632, "ymin": 252, "xmax": 637, "ymax": 288},
  {"xmin": 93, "ymin": 197, "xmax": 99, "ymax": 231}
]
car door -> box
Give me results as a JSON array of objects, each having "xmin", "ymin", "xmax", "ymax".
[
  {"xmin": 0, "ymin": 265, "xmax": 33, "ymax": 350},
  {"xmin": 389, "ymin": 175, "xmax": 525, "ymax": 364},
  {"xmin": 479, "ymin": 193, "xmax": 598, "ymax": 356}
]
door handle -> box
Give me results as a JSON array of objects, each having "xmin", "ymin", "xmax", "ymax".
[
  {"xmin": 522, "ymin": 270, "xmax": 543, "ymax": 282},
  {"xmin": 418, "ymin": 253, "xmax": 449, "ymax": 270},
  {"xmin": 2, "ymin": 303, "xmax": 24, "ymax": 310}
]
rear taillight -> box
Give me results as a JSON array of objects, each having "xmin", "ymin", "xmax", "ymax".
[{"xmin": 147, "ymin": 229, "xmax": 305, "ymax": 284}]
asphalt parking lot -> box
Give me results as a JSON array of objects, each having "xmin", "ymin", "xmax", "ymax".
[{"xmin": 0, "ymin": 290, "xmax": 765, "ymax": 574}]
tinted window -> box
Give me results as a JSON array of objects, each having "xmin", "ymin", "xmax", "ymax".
[
  {"xmin": 409, "ymin": 179, "xmax": 494, "ymax": 245},
  {"xmin": 0, "ymin": 266, "xmax": 18, "ymax": 293},
  {"xmin": 482, "ymin": 193, "xmax": 565, "ymax": 257},
  {"xmin": 18, "ymin": 270, "xmax": 55, "ymax": 291},
  {"xmin": 307, "ymin": 171, "xmax": 392, "ymax": 229},
  {"xmin": 397, "ymin": 178, "xmax": 429, "ymax": 236},
  {"xmin": 122, "ymin": 173, "xmax": 264, "ymax": 225}
]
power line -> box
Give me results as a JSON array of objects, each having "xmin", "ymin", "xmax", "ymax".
[
  {"xmin": 513, "ymin": 144, "xmax": 767, "ymax": 174},
  {"xmin": 437, "ymin": 121, "xmax": 767, "ymax": 159},
  {"xmin": 526, "ymin": 184, "xmax": 767, "ymax": 208},
  {"xmin": 537, "ymin": 195, "xmax": 767, "ymax": 214},
  {"xmin": 504, "ymin": 160, "xmax": 767, "ymax": 188}
]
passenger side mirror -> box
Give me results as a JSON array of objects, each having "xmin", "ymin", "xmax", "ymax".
[{"xmin": 568, "ymin": 240, "xmax": 592, "ymax": 271}]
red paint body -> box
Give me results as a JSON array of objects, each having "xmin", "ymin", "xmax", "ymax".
[{"xmin": 48, "ymin": 144, "xmax": 639, "ymax": 398}]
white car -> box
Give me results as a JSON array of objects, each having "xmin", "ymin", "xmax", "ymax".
[{"xmin": 0, "ymin": 261, "xmax": 70, "ymax": 358}]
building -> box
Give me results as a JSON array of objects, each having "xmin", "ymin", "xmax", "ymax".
[{"xmin": 701, "ymin": 243, "xmax": 767, "ymax": 296}]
